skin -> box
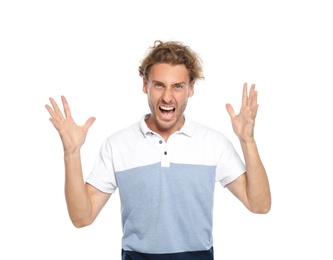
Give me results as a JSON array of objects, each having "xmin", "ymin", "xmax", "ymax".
[
  {"xmin": 225, "ymin": 84, "xmax": 271, "ymax": 213},
  {"xmin": 142, "ymin": 63, "xmax": 194, "ymax": 141},
  {"xmin": 45, "ymin": 63, "xmax": 271, "ymax": 227}
]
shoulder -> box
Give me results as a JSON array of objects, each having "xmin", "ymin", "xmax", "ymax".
[
  {"xmin": 109, "ymin": 121, "xmax": 141, "ymax": 139},
  {"xmin": 188, "ymin": 118, "xmax": 230, "ymax": 143}
]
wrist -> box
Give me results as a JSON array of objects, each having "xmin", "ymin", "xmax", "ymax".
[
  {"xmin": 239, "ymin": 137, "xmax": 256, "ymax": 147},
  {"xmin": 64, "ymin": 150, "xmax": 81, "ymax": 160}
]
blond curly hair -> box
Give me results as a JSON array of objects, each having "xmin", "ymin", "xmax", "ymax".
[{"xmin": 138, "ymin": 40, "xmax": 204, "ymax": 83}]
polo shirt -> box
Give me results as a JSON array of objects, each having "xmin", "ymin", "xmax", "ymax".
[{"xmin": 86, "ymin": 114, "xmax": 246, "ymax": 259}]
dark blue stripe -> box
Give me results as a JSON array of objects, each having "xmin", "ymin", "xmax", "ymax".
[{"xmin": 122, "ymin": 247, "xmax": 213, "ymax": 260}]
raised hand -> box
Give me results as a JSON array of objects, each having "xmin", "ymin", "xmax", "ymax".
[
  {"xmin": 226, "ymin": 83, "xmax": 259, "ymax": 143},
  {"xmin": 45, "ymin": 96, "xmax": 96, "ymax": 154}
]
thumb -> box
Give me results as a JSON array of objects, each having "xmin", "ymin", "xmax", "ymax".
[
  {"xmin": 226, "ymin": 104, "xmax": 235, "ymax": 119},
  {"xmin": 84, "ymin": 117, "xmax": 96, "ymax": 130}
]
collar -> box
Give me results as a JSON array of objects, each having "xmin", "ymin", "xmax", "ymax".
[{"xmin": 140, "ymin": 114, "xmax": 194, "ymax": 138}]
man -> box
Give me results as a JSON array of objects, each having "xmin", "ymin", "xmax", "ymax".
[{"xmin": 46, "ymin": 40, "xmax": 271, "ymax": 259}]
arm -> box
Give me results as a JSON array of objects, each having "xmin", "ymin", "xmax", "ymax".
[
  {"xmin": 225, "ymin": 83, "xmax": 271, "ymax": 214},
  {"xmin": 45, "ymin": 96, "xmax": 111, "ymax": 227}
]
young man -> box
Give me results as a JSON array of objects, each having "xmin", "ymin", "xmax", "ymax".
[{"xmin": 46, "ymin": 40, "xmax": 271, "ymax": 259}]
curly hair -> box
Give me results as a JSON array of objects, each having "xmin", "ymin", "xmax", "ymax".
[{"xmin": 138, "ymin": 40, "xmax": 204, "ymax": 83}]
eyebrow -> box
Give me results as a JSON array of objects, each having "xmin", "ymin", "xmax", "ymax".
[{"xmin": 151, "ymin": 80, "xmax": 187, "ymax": 86}]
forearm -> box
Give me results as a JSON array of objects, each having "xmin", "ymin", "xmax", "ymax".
[
  {"xmin": 64, "ymin": 151, "xmax": 92, "ymax": 227},
  {"xmin": 241, "ymin": 139, "xmax": 271, "ymax": 213}
]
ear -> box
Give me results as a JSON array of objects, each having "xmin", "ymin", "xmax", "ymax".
[
  {"xmin": 142, "ymin": 79, "xmax": 148, "ymax": 94},
  {"xmin": 188, "ymin": 82, "xmax": 194, "ymax": 97}
]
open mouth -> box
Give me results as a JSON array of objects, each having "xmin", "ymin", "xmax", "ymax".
[{"xmin": 159, "ymin": 106, "xmax": 175, "ymax": 119}]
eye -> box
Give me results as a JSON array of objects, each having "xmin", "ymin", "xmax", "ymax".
[
  {"xmin": 154, "ymin": 82, "xmax": 163, "ymax": 88},
  {"xmin": 173, "ymin": 84, "xmax": 184, "ymax": 91}
]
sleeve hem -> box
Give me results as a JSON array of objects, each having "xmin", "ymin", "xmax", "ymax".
[
  {"xmin": 85, "ymin": 177, "xmax": 117, "ymax": 194},
  {"xmin": 219, "ymin": 171, "xmax": 245, "ymax": 188}
]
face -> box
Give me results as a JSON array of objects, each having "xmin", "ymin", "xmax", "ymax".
[{"xmin": 142, "ymin": 63, "xmax": 194, "ymax": 139}]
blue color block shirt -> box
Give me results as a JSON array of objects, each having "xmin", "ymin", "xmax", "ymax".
[{"xmin": 86, "ymin": 114, "xmax": 245, "ymax": 258}]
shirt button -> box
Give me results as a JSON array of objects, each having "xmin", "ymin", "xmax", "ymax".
[
  {"xmin": 159, "ymin": 140, "xmax": 163, "ymax": 144},
  {"xmin": 164, "ymin": 151, "xmax": 167, "ymax": 155}
]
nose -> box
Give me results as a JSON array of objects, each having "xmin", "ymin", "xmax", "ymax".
[{"xmin": 162, "ymin": 87, "xmax": 173, "ymax": 103}]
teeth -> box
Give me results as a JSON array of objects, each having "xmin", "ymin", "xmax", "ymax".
[{"xmin": 160, "ymin": 106, "xmax": 174, "ymax": 111}]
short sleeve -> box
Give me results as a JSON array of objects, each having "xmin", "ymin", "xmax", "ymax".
[
  {"xmin": 215, "ymin": 138, "xmax": 246, "ymax": 187},
  {"xmin": 86, "ymin": 138, "xmax": 118, "ymax": 194}
]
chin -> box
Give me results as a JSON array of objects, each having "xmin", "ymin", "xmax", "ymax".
[{"xmin": 158, "ymin": 116, "xmax": 182, "ymax": 130}]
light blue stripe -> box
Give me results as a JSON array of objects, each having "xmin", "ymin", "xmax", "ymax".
[{"xmin": 116, "ymin": 162, "xmax": 216, "ymax": 254}]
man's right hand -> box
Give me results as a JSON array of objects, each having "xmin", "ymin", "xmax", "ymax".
[{"xmin": 45, "ymin": 96, "xmax": 96, "ymax": 154}]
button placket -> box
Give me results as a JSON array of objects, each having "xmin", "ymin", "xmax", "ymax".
[{"xmin": 159, "ymin": 139, "xmax": 169, "ymax": 167}]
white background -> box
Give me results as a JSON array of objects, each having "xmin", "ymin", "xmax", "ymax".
[{"xmin": 1, "ymin": 1, "xmax": 332, "ymax": 259}]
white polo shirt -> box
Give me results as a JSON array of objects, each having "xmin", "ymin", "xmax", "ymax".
[{"xmin": 86, "ymin": 114, "xmax": 245, "ymax": 255}]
